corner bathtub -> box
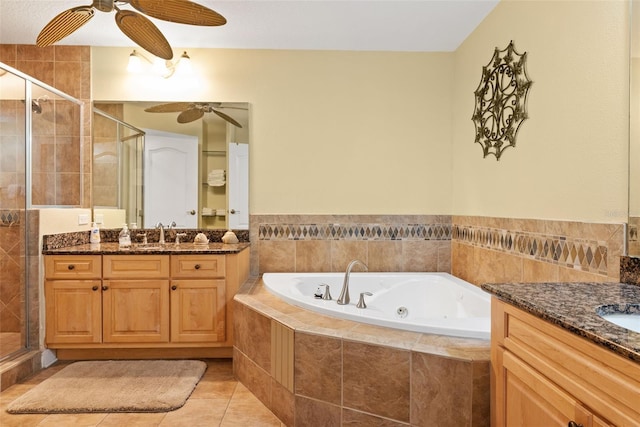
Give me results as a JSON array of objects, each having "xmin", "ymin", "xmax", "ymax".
[{"xmin": 262, "ymin": 272, "xmax": 491, "ymax": 339}]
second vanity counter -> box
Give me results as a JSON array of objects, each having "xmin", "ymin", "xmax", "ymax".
[
  {"xmin": 482, "ymin": 282, "xmax": 640, "ymax": 426},
  {"xmin": 481, "ymin": 281, "xmax": 640, "ymax": 363}
]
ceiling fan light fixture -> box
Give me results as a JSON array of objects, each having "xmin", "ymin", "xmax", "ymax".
[
  {"xmin": 126, "ymin": 49, "xmax": 193, "ymax": 79},
  {"xmin": 177, "ymin": 51, "xmax": 192, "ymax": 74},
  {"xmin": 127, "ymin": 50, "xmax": 144, "ymax": 73}
]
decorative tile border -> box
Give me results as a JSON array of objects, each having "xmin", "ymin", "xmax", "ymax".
[
  {"xmin": 258, "ymin": 223, "xmax": 452, "ymax": 241},
  {"xmin": 0, "ymin": 210, "xmax": 20, "ymax": 226},
  {"xmin": 452, "ymin": 224, "xmax": 608, "ymax": 274}
]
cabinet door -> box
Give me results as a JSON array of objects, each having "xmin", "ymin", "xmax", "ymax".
[
  {"xmin": 102, "ymin": 280, "xmax": 170, "ymax": 343},
  {"xmin": 45, "ymin": 280, "xmax": 102, "ymax": 344},
  {"xmin": 501, "ymin": 349, "xmax": 591, "ymax": 427},
  {"xmin": 170, "ymin": 279, "xmax": 226, "ymax": 343}
]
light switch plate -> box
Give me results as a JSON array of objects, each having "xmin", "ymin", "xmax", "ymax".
[
  {"xmin": 78, "ymin": 214, "xmax": 89, "ymax": 225},
  {"xmin": 94, "ymin": 213, "xmax": 104, "ymax": 224}
]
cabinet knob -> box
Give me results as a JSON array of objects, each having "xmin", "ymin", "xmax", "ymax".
[
  {"xmin": 102, "ymin": 285, "xmax": 109, "ymax": 291},
  {"xmin": 92, "ymin": 285, "xmax": 99, "ymax": 291},
  {"xmin": 194, "ymin": 264, "xmax": 201, "ymax": 270},
  {"xmin": 568, "ymin": 422, "xmax": 584, "ymax": 427},
  {"xmin": 67, "ymin": 264, "xmax": 75, "ymax": 270},
  {"xmin": 171, "ymin": 285, "xmax": 177, "ymax": 290}
]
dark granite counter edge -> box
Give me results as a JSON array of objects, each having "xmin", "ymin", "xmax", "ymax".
[
  {"xmin": 43, "ymin": 229, "xmax": 250, "ymax": 251},
  {"xmin": 482, "ymin": 283, "xmax": 640, "ymax": 364},
  {"xmin": 42, "ymin": 242, "xmax": 251, "ymax": 255}
]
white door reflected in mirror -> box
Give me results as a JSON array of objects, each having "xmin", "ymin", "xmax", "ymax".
[{"xmin": 143, "ymin": 129, "xmax": 198, "ymax": 229}]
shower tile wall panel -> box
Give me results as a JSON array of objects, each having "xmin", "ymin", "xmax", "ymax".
[
  {"xmin": 0, "ymin": 211, "xmax": 23, "ymax": 334},
  {"xmin": 0, "ymin": 44, "xmax": 91, "ymax": 208},
  {"xmin": 92, "ymin": 103, "xmax": 123, "ymax": 207}
]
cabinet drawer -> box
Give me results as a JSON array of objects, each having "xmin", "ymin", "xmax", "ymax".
[
  {"xmin": 171, "ymin": 255, "xmax": 225, "ymax": 278},
  {"xmin": 45, "ymin": 255, "xmax": 101, "ymax": 279},
  {"xmin": 103, "ymin": 255, "xmax": 169, "ymax": 279}
]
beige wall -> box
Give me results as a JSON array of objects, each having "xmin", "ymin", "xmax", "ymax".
[
  {"xmin": 92, "ymin": 48, "xmax": 455, "ymax": 215},
  {"xmin": 452, "ymin": 0, "xmax": 629, "ymax": 224},
  {"xmin": 92, "ymin": 0, "xmax": 630, "ymax": 224}
]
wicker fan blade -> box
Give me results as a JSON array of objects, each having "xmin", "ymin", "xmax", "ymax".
[
  {"xmin": 145, "ymin": 102, "xmax": 194, "ymax": 113},
  {"xmin": 178, "ymin": 109, "xmax": 205, "ymax": 123},
  {"xmin": 130, "ymin": 0, "xmax": 226, "ymax": 26},
  {"xmin": 212, "ymin": 109, "xmax": 243, "ymax": 128},
  {"xmin": 36, "ymin": 6, "xmax": 94, "ymax": 47},
  {"xmin": 115, "ymin": 10, "xmax": 173, "ymax": 60}
]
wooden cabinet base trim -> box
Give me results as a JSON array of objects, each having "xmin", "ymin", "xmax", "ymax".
[{"xmin": 55, "ymin": 347, "xmax": 233, "ymax": 360}]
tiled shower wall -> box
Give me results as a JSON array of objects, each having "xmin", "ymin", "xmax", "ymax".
[
  {"xmin": 0, "ymin": 44, "xmax": 91, "ymax": 208},
  {"xmin": 92, "ymin": 103, "xmax": 123, "ymax": 207},
  {"xmin": 0, "ymin": 210, "xmax": 40, "ymax": 353},
  {"xmin": 250, "ymin": 214, "xmax": 624, "ymax": 284}
]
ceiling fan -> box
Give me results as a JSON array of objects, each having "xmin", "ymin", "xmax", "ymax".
[
  {"xmin": 144, "ymin": 102, "xmax": 244, "ymax": 127},
  {"xmin": 36, "ymin": 0, "xmax": 226, "ymax": 60}
]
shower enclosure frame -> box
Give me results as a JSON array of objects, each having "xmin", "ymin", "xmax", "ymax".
[{"xmin": 0, "ymin": 61, "xmax": 84, "ymax": 363}]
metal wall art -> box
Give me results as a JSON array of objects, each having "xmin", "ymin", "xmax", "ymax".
[{"xmin": 472, "ymin": 41, "xmax": 532, "ymax": 160}]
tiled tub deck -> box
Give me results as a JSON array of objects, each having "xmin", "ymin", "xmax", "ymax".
[{"xmin": 233, "ymin": 277, "xmax": 490, "ymax": 427}]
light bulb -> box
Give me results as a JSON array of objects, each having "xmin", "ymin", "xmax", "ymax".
[{"xmin": 127, "ymin": 51, "xmax": 143, "ymax": 73}]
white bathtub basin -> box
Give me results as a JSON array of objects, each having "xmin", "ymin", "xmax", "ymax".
[{"xmin": 262, "ymin": 272, "xmax": 491, "ymax": 339}]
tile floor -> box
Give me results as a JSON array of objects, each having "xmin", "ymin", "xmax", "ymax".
[{"xmin": 0, "ymin": 359, "xmax": 284, "ymax": 427}]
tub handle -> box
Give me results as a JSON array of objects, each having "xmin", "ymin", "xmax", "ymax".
[
  {"xmin": 314, "ymin": 284, "xmax": 332, "ymax": 300},
  {"xmin": 356, "ymin": 292, "xmax": 373, "ymax": 309}
]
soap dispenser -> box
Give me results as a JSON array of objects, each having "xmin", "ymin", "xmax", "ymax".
[
  {"xmin": 90, "ymin": 222, "xmax": 101, "ymax": 244},
  {"xmin": 118, "ymin": 223, "xmax": 131, "ymax": 248}
]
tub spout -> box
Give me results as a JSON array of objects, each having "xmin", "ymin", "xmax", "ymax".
[{"xmin": 337, "ymin": 260, "xmax": 368, "ymax": 305}]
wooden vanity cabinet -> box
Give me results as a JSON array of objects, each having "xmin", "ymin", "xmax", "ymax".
[
  {"xmin": 44, "ymin": 249, "xmax": 250, "ymax": 359},
  {"xmin": 491, "ymin": 298, "xmax": 640, "ymax": 427},
  {"xmin": 45, "ymin": 256, "xmax": 102, "ymax": 344}
]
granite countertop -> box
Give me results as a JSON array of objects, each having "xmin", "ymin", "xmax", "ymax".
[
  {"xmin": 481, "ymin": 282, "xmax": 640, "ymax": 363},
  {"xmin": 43, "ymin": 241, "xmax": 251, "ymax": 255}
]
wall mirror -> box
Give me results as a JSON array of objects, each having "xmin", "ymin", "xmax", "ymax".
[
  {"xmin": 92, "ymin": 101, "xmax": 249, "ymax": 230},
  {"xmin": 630, "ymin": 0, "xmax": 640, "ymax": 256}
]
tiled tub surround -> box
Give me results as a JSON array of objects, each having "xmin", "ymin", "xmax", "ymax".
[
  {"xmin": 481, "ymin": 282, "xmax": 640, "ymax": 362},
  {"xmin": 452, "ymin": 216, "xmax": 624, "ymax": 284},
  {"xmin": 233, "ymin": 277, "xmax": 490, "ymax": 427},
  {"xmin": 250, "ymin": 215, "xmax": 624, "ymax": 283},
  {"xmin": 250, "ymin": 215, "xmax": 453, "ymax": 277}
]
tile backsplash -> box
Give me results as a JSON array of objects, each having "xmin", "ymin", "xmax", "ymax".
[
  {"xmin": 250, "ymin": 215, "xmax": 451, "ymax": 276},
  {"xmin": 251, "ymin": 214, "xmax": 625, "ymax": 284}
]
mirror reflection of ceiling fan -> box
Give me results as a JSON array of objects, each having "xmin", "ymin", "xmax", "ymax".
[
  {"xmin": 144, "ymin": 102, "xmax": 245, "ymax": 127},
  {"xmin": 36, "ymin": 0, "xmax": 226, "ymax": 60}
]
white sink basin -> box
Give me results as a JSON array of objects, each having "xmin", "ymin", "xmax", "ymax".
[{"xmin": 600, "ymin": 313, "xmax": 640, "ymax": 333}]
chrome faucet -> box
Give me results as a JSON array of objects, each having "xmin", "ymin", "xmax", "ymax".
[
  {"xmin": 155, "ymin": 222, "xmax": 165, "ymax": 244},
  {"xmin": 337, "ymin": 259, "xmax": 368, "ymax": 305}
]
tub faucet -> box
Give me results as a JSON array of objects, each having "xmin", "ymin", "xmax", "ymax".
[{"xmin": 337, "ymin": 259, "xmax": 368, "ymax": 305}]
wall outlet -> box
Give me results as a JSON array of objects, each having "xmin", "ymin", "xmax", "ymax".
[
  {"xmin": 78, "ymin": 214, "xmax": 90, "ymax": 225},
  {"xmin": 94, "ymin": 213, "xmax": 104, "ymax": 224}
]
